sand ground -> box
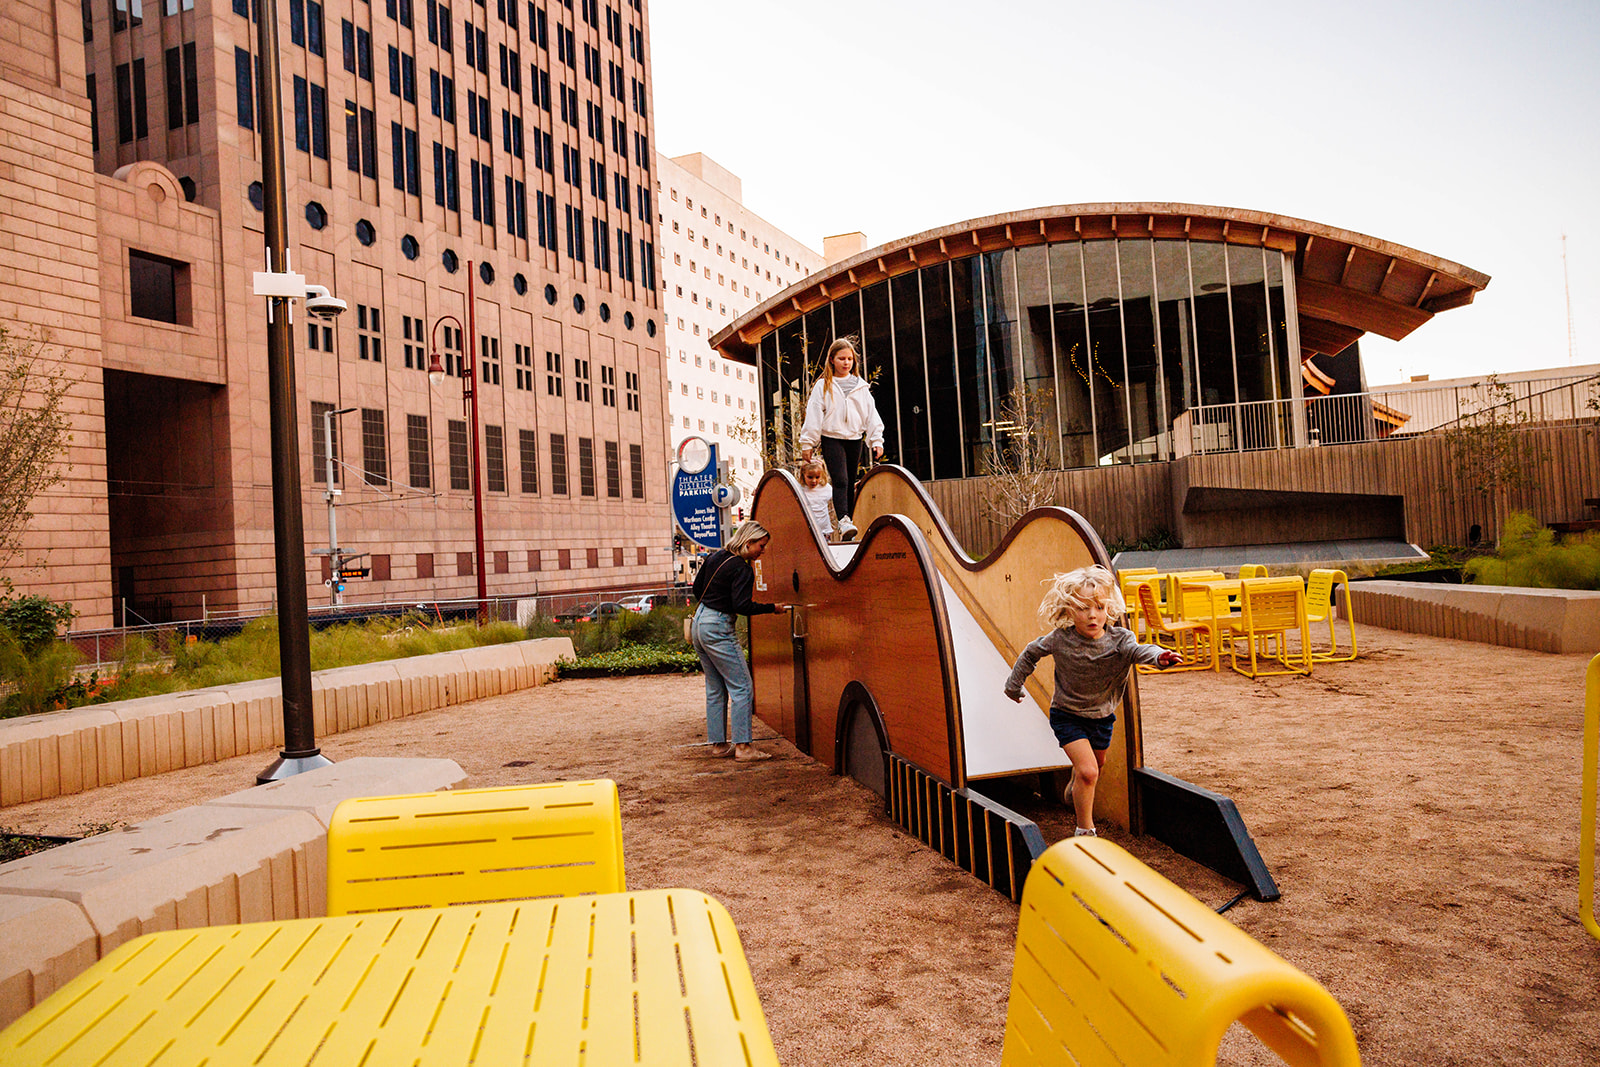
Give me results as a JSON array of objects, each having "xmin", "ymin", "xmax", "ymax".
[{"xmin": 4, "ymin": 626, "xmax": 1598, "ymax": 1066}]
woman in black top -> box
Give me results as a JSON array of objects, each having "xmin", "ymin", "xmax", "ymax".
[{"xmin": 690, "ymin": 520, "xmax": 787, "ymax": 760}]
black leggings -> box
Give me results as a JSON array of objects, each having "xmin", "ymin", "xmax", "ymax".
[{"xmin": 820, "ymin": 436, "xmax": 865, "ymax": 521}]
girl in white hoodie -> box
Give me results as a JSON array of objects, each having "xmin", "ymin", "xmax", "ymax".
[{"xmin": 798, "ymin": 339, "xmax": 884, "ymax": 540}]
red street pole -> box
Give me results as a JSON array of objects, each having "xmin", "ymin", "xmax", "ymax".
[{"xmin": 465, "ymin": 263, "xmax": 487, "ymax": 623}]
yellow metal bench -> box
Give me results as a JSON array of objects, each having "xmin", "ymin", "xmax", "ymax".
[
  {"xmin": 327, "ymin": 778, "xmax": 626, "ymax": 915},
  {"xmin": 1003, "ymin": 836, "xmax": 1360, "ymax": 1066}
]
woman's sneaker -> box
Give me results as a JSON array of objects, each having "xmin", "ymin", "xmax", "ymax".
[
  {"xmin": 838, "ymin": 516, "xmax": 857, "ymax": 541},
  {"xmin": 1073, "ymin": 827, "xmax": 1098, "ymax": 838}
]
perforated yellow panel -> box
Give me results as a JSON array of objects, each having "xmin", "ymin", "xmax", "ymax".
[
  {"xmin": 1003, "ymin": 837, "xmax": 1360, "ymax": 1067},
  {"xmin": 327, "ymin": 778, "xmax": 626, "ymax": 915}
]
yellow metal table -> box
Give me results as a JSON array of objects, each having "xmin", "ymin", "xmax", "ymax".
[{"xmin": 0, "ymin": 888, "xmax": 779, "ymax": 1066}]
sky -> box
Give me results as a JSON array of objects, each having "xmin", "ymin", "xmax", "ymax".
[{"xmin": 648, "ymin": 0, "xmax": 1599, "ymax": 387}]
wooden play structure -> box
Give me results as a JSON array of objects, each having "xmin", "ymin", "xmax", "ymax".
[
  {"xmin": 1583, "ymin": 653, "xmax": 1600, "ymax": 943},
  {"xmin": 747, "ymin": 464, "xmax": 1277, "ymax": 902}
]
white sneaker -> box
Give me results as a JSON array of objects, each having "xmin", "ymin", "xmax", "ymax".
[
  {"xmin": 1073, "ymin": 827, "xmax": 1098, "ymax": 838},
  {"xmin": 838, "ymin": 516, "xmax": 857, "ymax": 541}
]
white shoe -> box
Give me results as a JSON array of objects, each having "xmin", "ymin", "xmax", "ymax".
[
  {"xmin": 1073, "ymin": 827, "xmax": 1098, "ymax": 838},
  {"xmin": 838, "ymin": 516, "xmax": 857, "ymax": 541}
]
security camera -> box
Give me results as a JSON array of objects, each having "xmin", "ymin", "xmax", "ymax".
[{"xmin": 303, "ymin": 284, "xmax": 348, "ymax": 321}]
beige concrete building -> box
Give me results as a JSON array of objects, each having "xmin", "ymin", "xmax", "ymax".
[
  {"xmin": 4, "ymin": 0, "xmax": 670, "ymax": 629},
  {"xmin": 656, "ymin": 152, "xmax": 821, "ymax": 496}
]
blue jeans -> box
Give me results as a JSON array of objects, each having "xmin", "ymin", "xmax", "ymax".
[{"xmin": 691, "ymin": 605, "xmax": 753, "ymax": 743}]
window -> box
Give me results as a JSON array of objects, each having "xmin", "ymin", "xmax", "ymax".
[
  {"xmin": 433, "ymin": 142, "xmax": 459, "ymax": 209},
  {"xmin": 514, "ymin": 343, "xmax": 534, "ymax": 390},
  {"xmin": 577, "ymin": 437, "xmax": 595, "ymax": 496},
  {"xmin": 163, "ymin": 44, "xmax": 198, "ymax": 130},
  {"xmin": 307, "ymin": 318, "xmax": 333, "ymax": 352},
  {"xmin": 600, "ymin": 364, "xmax": 616, "ymax": 407},
  {"xmin": 565, "ymin": 204, "xmax": 585, "ymax": 262},
  {"xmin": 624, "ymin": 370, "xmax": 639, "ymax": 412},
  {"xmin": 113, "ymin": 0, "xmax": 144, "ymax": 32},
  {"xmin": 448, "ymin": 419, "xmax": 470, "ymax": 489},
  {"xmin": 519, "ymin": 429, "xmax": 539, "ymax": 493},
  {"xmin": 115, "ymin": 59, "xmax": 148, "ymax": 143},
  {"xmin": 573, "ymin": 357, "xmax": 591, "ymax": 401},
  {"xmin": 550, "ymin": 432, "xmax": 568, "ymax": 494},
  {"xmin": 391, "ymin": 124, "xmax": 420, "ymax": 194},
  {"xmin": 629, "ymin": 443, "xmax": 644, "ymax": 498},
  {"xmin": 361, "ymin": 409, "xmax": 388, "ymax": 488},
  {"xmin": 406, "ymin": 414, "xmax": 431, "ymax": 489},
  {"xmin": 356, "ymin": 304, "xmax": 383, "ymax": 361},
  {"xmin": 129, "ymin": 250, "xmax": 186, "ymax": 324},
  {"xmin": 478, "ymin": 335, "xmax": 501, "ymax": 385},
  {"xmin": 604, "ymin": 440, "xmax": 620, "ymax": 498},
  {"xmin": 539, "ymin": 350, "xmax": 564, "ymax": 398},
  {"xmin": 484, "ymin": 425, "xmax": 506, "ymax": 492},
  {"xmin": 310, "ymin": 401, "xmax": 341, "ymax": 484}
]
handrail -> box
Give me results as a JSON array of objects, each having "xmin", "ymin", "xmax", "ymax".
[{"xmin": 1582, "ymin": 653, "xmax": 1600, "ymax": 942}]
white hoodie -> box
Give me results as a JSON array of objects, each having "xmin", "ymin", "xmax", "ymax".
[{"xmin": 797, "ymin": 375, "xmax": 885, "ymax": 452}]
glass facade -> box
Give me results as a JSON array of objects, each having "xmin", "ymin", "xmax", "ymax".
[{"xmin": 758, "ymin": 238, "xmax": 1301, "ymax": 480}]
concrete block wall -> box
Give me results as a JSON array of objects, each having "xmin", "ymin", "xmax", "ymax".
[
  {"xmin": 0, "ymin": 637, "xmax": 573, "ymax": 808},
  {"xmin": 0, "ymin": 758, "xmax": 466, "ymax": 1027},
  {"xmin": 1347, "ymin": 582, "xmax": 1600, "ymax": 654}
]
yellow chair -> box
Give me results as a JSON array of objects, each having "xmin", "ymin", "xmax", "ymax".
[
  {"xmin": 1002, "ymin": 836, "xmax": 1361, "ymax": 1066},
  {"xmin": 1168, "ymin": 570, "xmax": 1226, "ymax": 620},
  {"xmin": 1118, "ymin": 567, "xmax": 1161, "ymax": 639},
  {"xmin": 1305, "ymin": 568, "xmax": 1358, "ymax": 663},
  {"xmin": 1230, "ymin": 578, "xmax": 1312, "ymax": 679},
  {"xmin": 1238, "ymin": 564, "xmax": 1269, "ymax": 580},
  {"xmin": 1135, "ymin": 581, "xmax": 1215, "ymax": 672},
  {"xmin": 327, "ymin": 779, "xmax": 626, "ymax": 916}
]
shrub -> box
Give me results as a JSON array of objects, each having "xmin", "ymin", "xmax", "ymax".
[
  {"xmin": 1464, "ymin": 511, "xmax": 1600, "ymax": 590},
  {"xmin": 0, "ymin": 595, "xmax": 75, "ymax": 655},
  {"xmin": 557, "ymin": 646, "xmax": 701, "ymax": 678},
  {"xmin": 0, "ymin": 635, "xmax": 83, "ymax": 718}
]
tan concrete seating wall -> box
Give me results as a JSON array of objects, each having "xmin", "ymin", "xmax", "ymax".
[
  {"xmin": 0, "ymin": 638, "xmax": 573, "ymax": 808},
  {"xmin": 0, "ymin": 757, "xmax": 468, "ymax": 1028},
  {"xmin": 1347, "ymin": 582, "xmax": 1600, "ymax": 654}
]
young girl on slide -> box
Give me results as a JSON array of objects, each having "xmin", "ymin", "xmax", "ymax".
[
  {"xmin": 1003, "ymin": 565, "xmax": 1183, "ymax": 837},
  {"xmin": 798, "ymin": 339, "xmax": 884, "ymax": 541},
  {"xmin": 798, "ymin": 458, "xmax": 835, "ymax": 539}
]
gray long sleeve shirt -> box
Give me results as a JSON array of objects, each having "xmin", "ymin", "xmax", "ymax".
[{"xmin": 1004, "ymin": 625, "xmax": 1165, "ymax": 718}]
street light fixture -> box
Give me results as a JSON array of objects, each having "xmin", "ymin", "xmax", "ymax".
[{"xmin": 425, "ymin": 273, "xmax": 487, "ymax": 621}]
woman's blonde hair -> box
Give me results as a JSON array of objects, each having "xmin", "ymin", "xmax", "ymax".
[
  {"xmin": 725, "ymin": 519, "xmax": 772, "ymax": 557},
  {"xmin": 1037, "ymin": 565, "xmax": 1125, "ymax": 630},
  {"xmin": 799, "ymin": 458, "xmax": 829, "ymax": 485},
  {"xmin": 819, "ymin": 338, "xmax": 858, "ymax": 398}
]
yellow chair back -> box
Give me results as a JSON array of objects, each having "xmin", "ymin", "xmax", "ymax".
[
  {"xmin": 1305, "ymin": 568, "xmax": 1358, "ymax": 662},
  {"xmin": 1238, "ymin": 564, "xmax": 1268, "ymax": 580},
  {"xmin": 327, "ymin": 779, "xmax": 626, "ymax": 916},
  {"xmin": 1002, "ymin": 836, "xmax": 1360, "ymax": 1066},
  {"xmin": 1230, "ymin": 578, "xmax": 1312, "ymax": 678}
]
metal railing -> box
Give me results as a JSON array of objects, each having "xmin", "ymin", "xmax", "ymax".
[{"xmin": 1175, "ymin": 372, "xmax": 1600, "ymax": 456}]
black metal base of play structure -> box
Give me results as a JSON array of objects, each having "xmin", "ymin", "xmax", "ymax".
[
  {"xmin": 886, "ymin": 754, "xmax": 1047, "ymax": 903},
  {"xmin": 1134, "ymin": 767, "xmax": 1280, "ymax": 902}
]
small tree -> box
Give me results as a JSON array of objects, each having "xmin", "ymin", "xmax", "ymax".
[
  {"xmin": 978, "ymin": 384, "xmax": 1060, "ymax": 538},
  {"xmin": 1443, "ymin": 374, "xmax": 1549, "ymax": 546},
  {"xmin": 0, "ymin": 325, "xmax": 73, "ymax": 574}
]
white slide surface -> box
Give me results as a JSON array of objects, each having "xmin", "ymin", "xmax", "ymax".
[{"xmin": 939, "ymin": 573, "xmax": 1069, "ymax": 777}]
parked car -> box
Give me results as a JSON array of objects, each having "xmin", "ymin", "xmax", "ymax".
[
  {"xmin": 618, "ymin": 594, "xmax": 663, "ymax": 613},
  {"xmin": 553, "ymin": 601, "xmax": 627, "ymax": 624}
]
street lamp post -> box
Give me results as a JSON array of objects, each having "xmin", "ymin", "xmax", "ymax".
[
  {"xmin": 253, "ymin": 0, "xmax": 331, "ymax": 783},
  {"xmin": 426, "ymin": 270, "xmax": 487, "ymax": 620}
]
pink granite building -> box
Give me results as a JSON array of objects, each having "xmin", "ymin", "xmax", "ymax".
[{"xmin": 4, "ymin": 0, "xmax": 669, "ymax": 629}]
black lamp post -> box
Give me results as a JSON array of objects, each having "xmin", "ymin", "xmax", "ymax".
[
  {"xmin": 425, "ymin": 277, "xmax": 487, "ymax": 620},
  {"xmin": 254, "ymin": 0, "xmax": 331, "ymax": 783}
]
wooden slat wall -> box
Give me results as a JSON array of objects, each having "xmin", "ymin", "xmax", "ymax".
[{"xmin": 922, "ymin": 424, "xmax": 1598, "ymax": 556}]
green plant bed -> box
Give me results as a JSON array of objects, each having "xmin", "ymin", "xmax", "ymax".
[
  {"xmin": 1464, "ymin": 512, "xmax": 1600, "ymax": 590},
  {"xmin": 558, "ymin": 645, "xmax": 701, "ymax": 678}
]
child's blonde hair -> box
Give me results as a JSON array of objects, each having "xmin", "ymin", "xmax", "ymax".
[
  {"xmin": 1037, "ymin": 565, "xmax": 1125, "ymax": 630},
  {"xmin": 799, "ymin": 458, "xmax": 830, "ymax": 485}
]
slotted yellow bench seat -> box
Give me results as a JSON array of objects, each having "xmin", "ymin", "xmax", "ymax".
[
  {"xmin": 1003, "ymin": 836, "xmax": 1360, "ymax": 1066},
  {"xmin": 327, "ymin": 779, "xmax": 626, "ymax": 915}
]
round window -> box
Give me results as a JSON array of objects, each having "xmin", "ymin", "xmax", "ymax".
[
  {"xmin": 646, "ymin": 319, "xmax": 657, "ymax": 337},
  {"xmin": 479, "ymin": 261, "xmax": 495, "ymax": 285},
  {"xmin": 247, "ymin": 181, "xmax": 263, "ymax": 212},
  {"xmin": 442, "ymin": 249, "xmax": 459, "ymax": 273},
  {"xmin": 305, "ymin": 201, "xmax": 327, "ymax": 230},
  {"xmin": 355, "ymin": 219, "xmax": 376, "ymax": 246},
  {"xmin": 543, "ymin": 284, "xmax": 557, "ymax": 306},
  {"xmin": 179, "ymin": 176, "xmax": 197, "ymax": 202},
  {"xmin": 572, "ymin": 294, "xmax": 586, "ymax": 314},
  {"xmin": 400, "ymin": 234, "xmax": 420, "ymax": 260},
  {"xmin": 623, "ymin": 311, "xmax": 635, "ymax": 330},
  {"xmin": 598, "ymin": 303, "xmax": 611, "ymax": 322},
  {"xmin": 513, "ymin": 273, "xmax": 528, "ymax": 295}
]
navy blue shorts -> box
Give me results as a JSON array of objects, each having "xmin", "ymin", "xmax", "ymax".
[{"xmin": 1050, "ymin": 710, "xmax": 1116, "ymax": 751}]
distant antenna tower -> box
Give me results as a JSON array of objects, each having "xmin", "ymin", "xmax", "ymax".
[{"xmin": 1563, "ymin": 234, "xmax": 1576, "ymax": 365}]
